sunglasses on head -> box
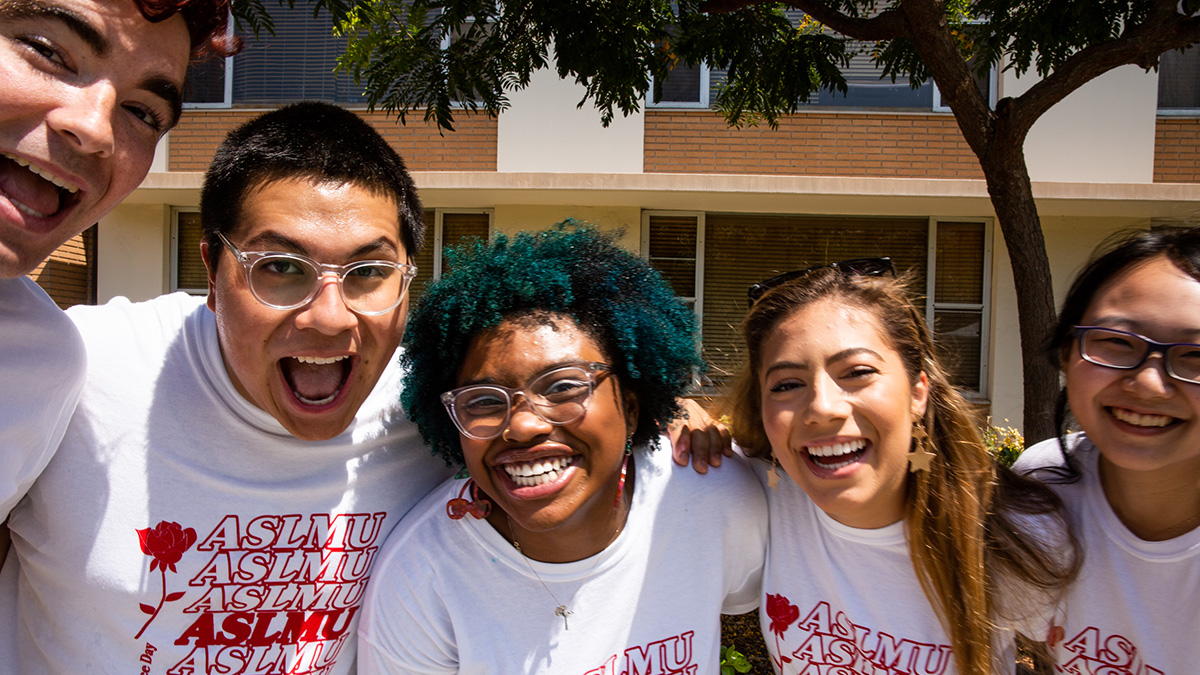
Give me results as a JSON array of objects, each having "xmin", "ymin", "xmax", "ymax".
[{"xmin": 746, "ymin": 257, "xmax": 895, "ymax": 305}]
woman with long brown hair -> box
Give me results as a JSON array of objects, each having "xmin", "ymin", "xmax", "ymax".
[{"xmin": 730, "ymin": 261, "xmax": 1079, "ymax": 674}]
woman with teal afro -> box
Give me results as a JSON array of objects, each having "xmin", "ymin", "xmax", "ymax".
[
  {"xmin": 359, "ymin": 223, "xmax": 767, "ymax": 674},
  {"xmin": 400, "ymin": 223, "xmax": 704, "ymax": 465}
]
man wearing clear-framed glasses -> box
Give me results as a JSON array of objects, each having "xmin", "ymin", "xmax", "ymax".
[{"xmin": 0, "ymin": 102, "xmax": 455, "ymax": 674}]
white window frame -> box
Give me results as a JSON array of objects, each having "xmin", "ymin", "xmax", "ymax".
[
  {"xmin": 924, "ymin": 217, "xmax": 993, "ymax": 398},
  {"xmin": 170, "ymin": 207, "xmax": 208, "ymax": 294},
  {"xmin": 640, "ymin": 210, "xmax": 706, "ymax": 333},
  {"xmin": 646, "ymin": 62, "xmax": 711, "ymax": 109}
]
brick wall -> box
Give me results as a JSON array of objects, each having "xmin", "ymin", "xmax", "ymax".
[
  {"xmin": 1154, "ymin": 118, "xmax": 1200, "ymax": 183},
  {"xmin": 30, "ymin": 225, "xmax": 95, "ymax": 309},
  {"xmin": 645, "ymin": 110, "xmax": 983, "ymax": 179},
  {"xmin": 168, "ymin": 109, "xmax": 498, "ymax": 172}
]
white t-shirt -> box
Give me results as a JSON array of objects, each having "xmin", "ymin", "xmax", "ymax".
[
  {"xmin": 357, "ymin": 442, "xmax": 767, "ymax": 675},
  {"xmin": 757, "ymin": 464, "xmax": 1045, "ymax": 675},
  {"xmin": 0, "ymin": 277, "xmax": 85, "ymax": 520},
  {"xmin": 0, "ymin": 292, "xmax": 454, "ymax": 675},
  {"xmin": 1015, "ymin": 434, "xmax": 1200, "ymax": 675}
]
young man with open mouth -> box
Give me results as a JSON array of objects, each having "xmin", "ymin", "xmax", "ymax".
[{"xmin": 0, "ymin": 0, "xmax": 229, "ymax": 537}]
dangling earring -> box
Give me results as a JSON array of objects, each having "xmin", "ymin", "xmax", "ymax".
[
  {"xmin": 907, "ymin": 419, "xmax": 935, "ymax": 472},
  {"xmin": 614, "ymin": 436, "xmax": 632, "ymax": 509},
  {"xmin": 767, "ymin": 455, "xmax": 781, "ymax": 490},
  {"xmin": 446, "ymin": 479, "xmax": 492, "ymax": 520}
]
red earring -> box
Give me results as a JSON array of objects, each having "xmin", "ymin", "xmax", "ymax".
[{"xmin": 446, "ymin": 479, "xmax": 492, "ymax": 520}]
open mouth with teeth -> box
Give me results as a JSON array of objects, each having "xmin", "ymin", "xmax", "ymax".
[
  {"xmin": 495, "ymin": 454, "xmax": 581, "ymax": 498},
  {"xmin": 503, "ymin": 457, "xmax": 578, "ymax": 487},
  {"xmin": 0, "ymin": 153, "xmax": 82, "ymax": 222},
  {"xmin": 1108, "ymin": 406, "xmax": 1178, "ymax": 430},
  {"xmin": 804, "ymin": 439, "xmax": 869, "ymax": 472},
  {"xmin": 280, "ymin": 355, "xmax": 353, "ymax": 407}
]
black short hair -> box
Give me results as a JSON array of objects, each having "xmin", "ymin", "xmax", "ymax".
[
  {"xmin": 200, "ymin": 102, "xmax": 423, "ymax": 270},
  {"xmin": 400, "ymin": 224, "xmax": 702, "ymax": 465},
  {"xmin": 1048, "ymin": 225, "xmax": 1200, "ymax": 475}
]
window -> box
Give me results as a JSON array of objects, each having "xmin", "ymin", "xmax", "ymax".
[
  {"xmin": 183, "ymin": 4, "xmax": 366, "ymax": 107},
  {"xmin": 409, "ymin": 211, "xmax": 491, "ymax": 300},
  {"xmin": 172, "ymin": 210, "xmax": 209, "ymax": 294},
  {"xmin": 183, "ymin": 56, "xmax": 232, "ymax": 107},
  {"xmin": 1158, "ymin": 43, "xmax": 1200, "ymax": 114},
  {"xmin": 644, "ymin": 212, "xmax": 991, "ymax": 395},
  {"xmin": 648, "ymin": 60, "xmax": 710, "ymax": 108}
]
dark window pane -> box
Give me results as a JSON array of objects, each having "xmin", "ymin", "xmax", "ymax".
[
  {"xmin": 231, "ymin": 5, "xmax": 367, "ymax": 105},
  {"xmin": 935, "ymin": 221, "xmax": 985, "ymax": 304},
  {"xmin": 1159, "ymin": 44, "xmax": 1200, "ymax": 110},
  {"xmin": 934, "ymin": 310, "xmax": 982, "ymax": 390},
  {"xmin": 659, "ymin": 62, "xmax": 702, "ymax": 104},
  {"xmin": 184, "ymin": 58, "xmax": 226, "ymax": 104},
  {"xmin": 175, "ymin": 212, "xmax": 208, "ymax": 291},
  {"xmin": 701, "ymin": 215, "xmax": 928, "ymax": 387}
]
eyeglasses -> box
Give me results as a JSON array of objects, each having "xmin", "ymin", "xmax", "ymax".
[
  {"xmin": 441, "ymin": 362, "xmax": 611, "ymax": 440},
  {"xmin": 746, "ymin": 257, "xmax": 894, "ymax": 305},
  {"xmin": 1073, "ymin": 325, "xmax": 1200, "ymax": 384},
  {"xmin": 217, "ymin": 232, "xmax": 417, "ymax": 316}
]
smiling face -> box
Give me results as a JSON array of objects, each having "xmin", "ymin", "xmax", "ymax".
[
  {"xmin": 202, "ymin": 178, "xmax": 409, "ymax": 441},
  {"xmin": 456, "ymin": 316, "xmax": 636, "ymax": 561},
  {"xmin": 0, "ymin": 0, "xmax": 189, "ymax": 277},
  {"xmin": 1065, "ymin": 255, "xmax": 1200, "ymax": 478},
  {"xmin": 759, "ymin": 297, "xmax": 928, "ymax": 529}
]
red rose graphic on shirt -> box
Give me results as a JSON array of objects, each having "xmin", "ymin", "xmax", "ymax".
[
  {"xmin": 766, "ymin": 593, "xmax": 800, "ymax": 668},
  {"xmin": 134, "ymin": 521, "xmax": 197, "ymax": 639},
  {"xmin": 138, "ymin": 521, "xmax": 197, "ymax": 572}
]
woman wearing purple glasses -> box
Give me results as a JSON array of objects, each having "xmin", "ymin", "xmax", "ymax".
[{"xmin": 1015, "ymin": 226, "xmax": 1200, "ymax": 673}]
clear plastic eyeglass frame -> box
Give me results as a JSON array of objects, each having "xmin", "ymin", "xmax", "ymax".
[
  {"xmin": 440, "ymin": 362, "xmax": 612, "ymax": 440},
  {"xmin": 217, "ymin": 232, "xmax": 417, "ymax": 316}
]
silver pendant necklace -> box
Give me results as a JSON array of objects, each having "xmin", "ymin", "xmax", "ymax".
[{"xmin": 506, "ymin": 505, "xmax": 626, "ymax": 631}]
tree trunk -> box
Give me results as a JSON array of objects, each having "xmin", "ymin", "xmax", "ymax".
[{"xmin": 978, "ymin": 147, "xmax": 1060, "ymax": 443}]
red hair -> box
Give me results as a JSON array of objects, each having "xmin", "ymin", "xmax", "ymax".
[{"xmin": 133, "ymin": 0, "xmax": 239, "ymax": 59}]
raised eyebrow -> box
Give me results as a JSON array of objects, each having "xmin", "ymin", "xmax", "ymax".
[{"xmin": 2, "ymin": 0, "xmax": 109, "ymax": 55}]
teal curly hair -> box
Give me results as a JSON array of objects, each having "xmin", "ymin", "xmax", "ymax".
[{"xmin": 400, "ymin": 224, "xmax": 703, "ymax": 465}]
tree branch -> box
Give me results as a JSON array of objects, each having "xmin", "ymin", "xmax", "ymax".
[
  {"xmin": 1006, "ymin": 2, "xmax": 1200, "ymax": 140},
  {"xmin": 783, "ymin": 0, "xmax": 908, "ymax": 41},
  {"xmin": 898, "ymin": 0, "xmax": 994, "ymax": 156},
  {"xmin": 700, "ymin": 0, "xmax": 908, "ymax": 41}
]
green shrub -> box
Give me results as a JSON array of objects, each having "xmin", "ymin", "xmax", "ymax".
[{"xmin": 982, "ymin": 420, "xmax": 1024, "ymax": 468}]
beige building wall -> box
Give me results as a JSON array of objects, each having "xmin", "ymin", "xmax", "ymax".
[
  {"xmin": 1008, "ymin": 64, "xmax": 1158, "ymax": 184},
  {"xmin": 497, "ymin": 66, "xmax": 644, "ymax": 174},
  {"xmin": 97, "ymin": 202, "xmax": 170, "ymax": 303}
]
